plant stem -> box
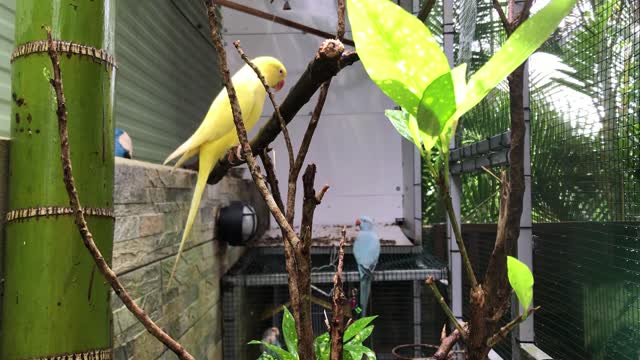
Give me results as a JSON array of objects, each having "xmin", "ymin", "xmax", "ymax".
[
  {"xmin": 426, "ymin": 277, "xmax": 467, "ymax": 340},
  {"xmin": 440, "ymin": 175, "xmax": 478, "ymax": 288}
]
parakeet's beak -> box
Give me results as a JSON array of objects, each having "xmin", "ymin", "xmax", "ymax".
[
  {"xmin": 355, "ymin": 218, "xmax": 361, "ymax": 230},
  {"xmin": 275, "ymin": 80, "xmax": 285, "ymax": 91}
]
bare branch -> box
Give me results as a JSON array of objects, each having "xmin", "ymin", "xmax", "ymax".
[
  {"xmin": 45, "ymin": 27, "xmax": 195, "ymax": 360},
  {"xmin": 206, "ymin": 3, "xmax": 300, "ymax": 247},
  {"xmin": 336, "ymin": 0, "xmax": 346, "ymax": 41},
  {"xmin": 431, "ymin": 326, "xmax": 463, "ymax": 360},
  {"xmin": 286, "ymin": 41, "xmax": 342, "ymax": 223},
  {"xmin": 260, "ymin": 149, "xmax": 285, "ymax": 213},
  {"xmin": 214, "ymin": 0, "xmax": 355, "ymax": 46},
  {"xmin": 316, "ymin": 184, "xmax": 330, "ymax": 203},
  {"xmin": 426, "ymin": 277, "xmax": 467, "ymax": 341},
  {"xmin": 487, "ymin": 306, "xmax": 540, "ymax": 348},
  {"xmin": 330, "ymin": 226, "xmax": 348, "ymax": 360},
  {"xmin": 417, "ymin": 0, "xmax": 436, "ymax": 23},
  {"xmin": 493, "ymin": 0, "xmax": 511, "ymax": 33},
  {"xmin": 234, "ymin": 40, "xmax": 295, "ymax": 172}
]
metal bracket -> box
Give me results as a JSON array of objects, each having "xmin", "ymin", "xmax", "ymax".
[{"xmin": 450, "ymin": 131, "xmax": 511, "ymax": 175}]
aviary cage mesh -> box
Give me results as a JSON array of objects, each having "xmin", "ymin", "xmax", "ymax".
[
  {"xmin": 221, "ymin": 249, "xmax": 448, "ymax": 360},
  {"xmin": 423, "ymin": 0, "xmax": 640, "ymax": 358}
]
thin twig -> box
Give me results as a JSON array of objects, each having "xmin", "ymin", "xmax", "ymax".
[
  {"xmin": 487, "ymin": 306, "xmax": 540, "ymax": 347},
  {"xmin": 214, "ymin": 0, "xmax": 355, "ymax": 46},
  {"xmin": 234, "ymin": 40, "xmax": 295, "ymax": 172},
  {"xmin": 481, "ymin": 165, "xmax": 504, "ymax": 184},
  {"xmin": 260, "ymin": 149, "xmax": 285, "ymax": 212},
  {"xmin": 426, "ymin": 276, "xmax": 467, "ymax": 341},
  {"xmin": 336, "ymin": 0, "xmax": 346, "ymax": 41},
  {"xmin": 206, "ymin": 3, "xmax": 300, "ymax": 247},
  {"xmin": 519, "ymin": 0, "xmax": 535, "ymax": 24},
  {"xmin": 330, "ymin": 226, "xmax": 347, "ymax": 360},
  {"xmin": 493, "ymin": 0, "xmax": 511, "ymax": 33},
  {"xmin": 417, "ymin": 0, "xmax": 436, "ymax": 23},
  {"xmin": 287, "ymin": 39, "xmax": 342, "ymax": 223},
  {"xmin": 45, "ymin": 27, "xmax": 195, "ymax": 360}
]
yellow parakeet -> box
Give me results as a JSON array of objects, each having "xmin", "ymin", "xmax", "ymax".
[{"xmin": 164, "ymin": 56, "xmax": 287, "ymax": 285}]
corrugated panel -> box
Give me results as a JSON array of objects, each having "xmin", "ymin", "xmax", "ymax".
[
  {"xmin": 114, "ymin": 0, "xmax": 221, "ymax": 163},
  {"xmin": 0, "ymin": 0, "xmax": 15, "ymax": 138}
]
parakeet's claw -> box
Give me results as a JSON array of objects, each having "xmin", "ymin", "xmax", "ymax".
[{"xmin": 235, "ymin": 144, "xmax": 245, "ymax": 162}]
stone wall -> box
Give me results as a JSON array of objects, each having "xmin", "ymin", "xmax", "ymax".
[{"xmin": 111, "ymin": 158, "xmax": 267, "ymax": 359}]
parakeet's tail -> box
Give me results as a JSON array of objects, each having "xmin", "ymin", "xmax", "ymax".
[
  {"xmin": 359, "ymin": 266, "xmax": 374, "ymax": 317},
  {"xmin": 167, "ymin": 140, "xmax": 225, "ymax": 287},
  {"xmin": 171, "ymin": 148, "xmax": 199, "ymax": 172},
  {"xmin": 164, "ymin": 137, "xmax": 198, "ymax": 165}
]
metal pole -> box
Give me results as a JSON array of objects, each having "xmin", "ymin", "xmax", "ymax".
[{"xmin": 443, "ymin": 0, "xmax": 464, "ymax": 325}]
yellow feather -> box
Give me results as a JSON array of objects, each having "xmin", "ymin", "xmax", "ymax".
[{"xmin": 166, "ymin": 56, "xmax": 287, "ymax": 287}]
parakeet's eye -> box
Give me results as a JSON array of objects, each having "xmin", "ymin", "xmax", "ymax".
[{"xmin": 279, "ymin": 69, "xmax": 283, "ymax": 74}]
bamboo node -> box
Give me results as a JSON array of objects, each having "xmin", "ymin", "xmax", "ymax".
[
  {"xmin": 11, "ymin": 40, "xmax": 117, "ymax": 69},
  {"xmin": 5, "ymin": 206, "xmax": 114, "ymax": 223},
  {"xmin": 23, "ymin": 348, "xmax": 112, "ymax": 360}
]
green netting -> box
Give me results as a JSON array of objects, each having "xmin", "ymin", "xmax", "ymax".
[
  {"xmin": 423, "ymin": 0, "xmax": 639, "ymax": 358},
  {"xmin": 530, "ymin": 0, "xmax": 639, "ymax": 358}
]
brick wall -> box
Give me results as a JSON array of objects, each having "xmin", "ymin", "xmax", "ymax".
[{"xmin": 111, "ymin": 158, "xmax": 267, "ymax": 359}]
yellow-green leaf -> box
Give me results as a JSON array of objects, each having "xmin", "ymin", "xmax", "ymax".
[
  {"xmin": 455, "ymin": 0, "xmax": 578, "ymax": 118},
  {"xmin": 347, "ymin": 0, "xmax": 449, "ymax": 117},
  {"xmin": 507, "ymin": 256, "xmax": 534, "ymax": 319}
]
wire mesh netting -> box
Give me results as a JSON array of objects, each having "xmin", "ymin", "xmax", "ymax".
[
  {"xmin": 427, "ymin": 0, "xmax": 640, "ymax": 358},
  {"xmin": 222, "ymin": 248, "xmax": 448, "ymax": 360}
]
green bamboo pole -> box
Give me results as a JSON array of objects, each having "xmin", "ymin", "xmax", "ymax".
[{"xmin": 1, "ymin": 1, "xmax": 116, "ymax": 359}]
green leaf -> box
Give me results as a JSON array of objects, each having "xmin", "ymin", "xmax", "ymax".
[
  {"xmin": 417, "ymin": 71, "xmax": 457, "ymax": 151},
  {"xmin": 384, "ymin": 109, "xmax": 413, "ymax": 143},
  {"xmin": 347, "ymin": 0, "xmax": 449, "ymax": 117},
  {"xmin": 507, "ymin": 256, "xmax": 534, "ymax": 318},
  {"xmin": 344, "ymin": 344, "xmax": 377, "ymax": 360},
  {"xmin": 314, "ymin": 332, "xmax": 330, "ymax": 360},
  {"xmin": 248, "ymin": 340, "xmax": 296, "ymax": 360},
  {"xmin": 456, "ymin": 0, "xmax": 578, "ymax": 117},
  {"xmin": 346, "ymin": 325, "xmax": 374, "ymax": 346},
  {"xmin": 282, "ymin": 307, "xmax": 298, "ymax": 357},
  {"xmin": 343, "ymin": 315, "xmax": 377, "ymax": 343}
]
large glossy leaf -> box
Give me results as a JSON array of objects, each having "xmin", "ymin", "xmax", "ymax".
[
  {"xmin": 507, "ymin": 256, "xmax": 534, "ymax": 319},
  {"xmin": 343, "ymin": 315, "xmax": 377, "ymax": 343},
  {"xmin": 384, "ymin": 109, "xmax": 413, "ymax": 143},
  {"xmin": 282, "ymin": 307, "xmax": 298, "ymax": 357},
  {"xmin": 456, "ymin": 0, "xmax": 578, "ymax": 117},
  {"xmin": 344, "ymin": 344, "xmax": 377, "ymax": 360},
  {"xmin": 248, "ymin": 340, "xmax": 296, "ymax": 360},
  {"xmin": 417, "ymin": 71, "xmax": 457, "ymax": 151},
  {"xmin": 313, "ymin": 332, "xmax": 330, "ymax": 360},
  {"xmin": 347, "ymin": 325, "xmax": 374, "ymax": 346},
  {"xmin": 347, "ymin": 0, "xmax": 449, "ymax": 116}
]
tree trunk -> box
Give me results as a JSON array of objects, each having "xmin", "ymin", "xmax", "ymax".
[{"xmin": 1, "ymin": 1, "xmax": 115, "ymax": 358}]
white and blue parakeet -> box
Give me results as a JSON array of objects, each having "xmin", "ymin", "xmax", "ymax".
[
  {"xmin": 115, "ymin": 128, "xmax": 133, "ymax": 159},
  {"xmin": 353, "ymin": 216, "xmax": 380, "ymax": 317}
]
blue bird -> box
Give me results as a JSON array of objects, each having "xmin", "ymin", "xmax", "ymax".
[
  {"xmin": 353, "ymin": 216, "xmax": 380, "ymax": 317},
  {"xmin": 115, "ymin": 128, "xmax": 133, "ymax": 159}
]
